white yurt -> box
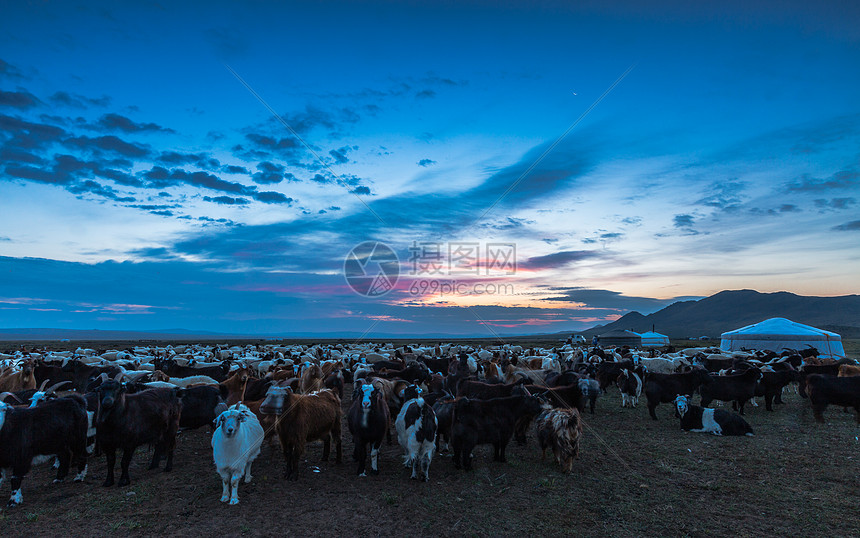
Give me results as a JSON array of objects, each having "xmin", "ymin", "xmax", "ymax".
[
  {"xmin": 638, "ymin": 330, "xmax": 670, "ymax": 347},
  {"xmin": 720, "ymin": 317, "xmax": 845, "ymax": 358}
]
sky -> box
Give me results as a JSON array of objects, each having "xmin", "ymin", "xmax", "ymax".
[{"xmin": 0, "ymin": 0, "xmax": 858, "ymax": 336}]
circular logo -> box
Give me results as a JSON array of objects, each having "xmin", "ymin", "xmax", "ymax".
[{"xmin": 343, "ymin": 241, "xmax": 400, "ymax": 297}]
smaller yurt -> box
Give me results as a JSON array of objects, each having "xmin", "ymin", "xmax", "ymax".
[
  {"xmin": 720, "ymin": 317, "xmax": 845, "ymax": 358},
  {"xmin": 638, "ymin": 330, "xmax": 670, "ymax": 347},
  {"xmin": 598, "ymin": 329, "xmax": 642, "ymax": 348}
]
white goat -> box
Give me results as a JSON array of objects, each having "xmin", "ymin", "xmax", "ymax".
[
  {"xmin": 167, "ymin": 375, "xmax": 219, "ymax": 388},
  {"xmin": 211, "ymin": 403, "xmax": 264, "ymax": 505}
]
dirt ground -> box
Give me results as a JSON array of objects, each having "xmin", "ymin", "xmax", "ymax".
[{"xmin": 2, "ymin": 377, "xmax": 859, "ymax": 537}]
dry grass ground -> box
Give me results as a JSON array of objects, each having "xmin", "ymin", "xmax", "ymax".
[{"xmin": 2, "ymin": 369, "xmax": 859, "ymax": 537}]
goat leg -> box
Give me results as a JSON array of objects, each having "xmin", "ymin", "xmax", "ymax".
[{"xmin": 118, "ymin": 449, "xmax": 133, "ymax": 487}]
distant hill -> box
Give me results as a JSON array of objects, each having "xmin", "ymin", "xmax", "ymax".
[
  {"xmin": 0, "ymin": 328, "xmax": 265, "ymax": 342},
  {"xmin": 579, "ymin": 289, "xmax": 860, "ymax": 338}
]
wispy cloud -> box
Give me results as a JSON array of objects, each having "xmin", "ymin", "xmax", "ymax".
[{"xmin": 832, "ymin": 220, "xmax": 860, "ymax": 231}]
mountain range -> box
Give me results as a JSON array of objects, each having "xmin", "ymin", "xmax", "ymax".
[{"xmin": 579, "ymin": 289, "xmax": 860, "ymax": 338}]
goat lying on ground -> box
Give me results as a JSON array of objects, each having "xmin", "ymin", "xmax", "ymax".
[{"xmin": 674, "ymin": 396, "xmax": 754, "ymax": 436}]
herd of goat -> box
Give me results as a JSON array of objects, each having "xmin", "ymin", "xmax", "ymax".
[{"xmin": 1, "ymin": 340, "xmax": 859, "ymax": 507}]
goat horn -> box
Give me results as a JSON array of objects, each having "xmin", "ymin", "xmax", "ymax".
[
  {"xmin": 0, "ymin": 391, "xmax": 23, "ymax": 403},
  {"xmin": 46, "ymin": 380, "xmax": 72, "ymax": 395},
  {"xmin": 114, "ymin": 372, "xmax": 124, "ymax": 382},
  {"xmin": 38, "ymin": 379, "xmax": 49, "ymax": 392}
]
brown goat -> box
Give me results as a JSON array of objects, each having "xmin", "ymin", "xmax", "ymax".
[
  {"xmin": 220, "ymin": 367, "xmax": 254, "ymax": 405},
  {"xmin": 221, "ymin": 367, "xmax": 273, "ymax": 406},
  {"xmin": 150, "ymin": 370, "xmax": 170, "ymax": 382},
  {"xmin": 320, "ymin": 359, "xmax": 344, "ymax": 378},
  {"xmin": 300, "ymin": 364, "xmax": 324, "ymax": 394},
  {"xmin": 838, "ymin": 364, "xmax": 860, "ymax": 377},
  {"xmin": 268, "ymin": 366, "xmax": 296, "ymax": 381},
  {"xmin": 259, "ymin": 387, "xmax": 342, "ymax": 480},
  {"xmin": 0, "ymin": 359, "xmax": 37, "ymax": 392}
]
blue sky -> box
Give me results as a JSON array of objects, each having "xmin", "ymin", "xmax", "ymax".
[{"xmin": 1, "ymin": 1, "xmax": 858, "ymax": 336}]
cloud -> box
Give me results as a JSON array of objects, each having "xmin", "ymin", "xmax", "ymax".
[
  {"xmin": 244, "ymin": 133, "xmax": 300, "ymax": 151},
  {"xmin": 203, "ymin": 195, "xmax": 249, "ymax": 205},
  {"xmin": 695, "ymin": 180, "xmax": 747, "ymax": 211},
  {"xmin": 0, "ymin": 114, "xmax": 67, "ymax": 151},
  {"xmin": 350, "ymin": 185, "xmax": 371, "ymax": 195},
  {"xmin": 832, "ymin": 220, "xmax": 860, "ymax": 231},
  {"xmin": 91, "ymin": 113, "xmax": 174, "ymax": 134},
  {"xmin": 67, "ymin": 180, "xmax": 135, "ymax": 202},
  {"xmin": 0, "ymin": 59, "xmax": 27, "ymax": 80},
  {"xmin": 253, "ymin": 191, "xmax": 293, "ymax": 204},
  {"xmin": 785, "ymin": 170, "xmax": 859, "ymax": 192},
  {"xmin": 136, "ymin": 166, "xmax": 294, "ymax": 205},
  {"xmin": 157, "ymin": 151, "xmax": 220, "ymax": 169},
  {"xmin": 63, "ymin": 134, "xmax": 150, "ymax": 158},
  {"xmin": 0, "ymin": 147, "xmax": 43, "ymax": 164},
  {"xmin": 4, "ymin": 153, "xmax": 144, "ymax": 193},
  {"xmin": 48, "ymin": 91, "xmax": 111, "ymax": 109},
  {"xmin": 251, "ymin": 161, "xmax": 287, "ymax": 184},
  {"xmin": 222, "ymin": 164, "xmax": 249, "ymax": 175},
  {"xmin": 520, "ymin": 250, "xmax": 602, "ymax": 270},
  {"xmin": 0, "ymin": 89, "xmax": 40, "ymax": 108},
  {"xmin": 142, "ymin": 167, "xmax": 252, "ymax": 195},
  {"xmin": 5, "ymin": 164, "xmax": 74, "ymax": 184},
  {"xmin": 329, "ymin": 148, "xmax": 349, "ymax": 164},
  {"xmin": 418, "ymin": 158, "xmax": 436, "ymax": 167},
  {"xmin": 264, "ymin": 104, "xmax": 361, "ymax": 137},
  {"xmin": 127, "ymin": 204, "xmax": 177, "ymax": 211},
  {"xmin": 415, "ymin": 89, "xmax": 436, "ymax": 99},
  {"xmin": 814, "ymin": 197, "xmax": 856, "ymax": 211},
  {"xmin": 95, "ymin": 167, "xmax": 142, "ymax": 187},
  {"xmin": 673, "ymin": 214, "xmax": 695, "ymax": 228},
  {"xmin": 788, "ymin": 114, "xmax": 859, "ymax": 154},
  {"xmin": 483, "ymin": 217, "xmax": 534, "ymax": 231},
  {"xmin": 542, "ymin": 287, "xmax": 701, "ymax": 315}
]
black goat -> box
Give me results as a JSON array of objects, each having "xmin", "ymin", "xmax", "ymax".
[
  {"xmin": 699, "ymin": 367, "xmax": 762, "ymax": 415},
  {"xmin": 95, "ymin": 380, "xmax": 182, "ymax": 487},
  {"xmin": 0, "ymin": 394, "xmax": 89, "ymax": 506},
  {"xmin": 155, "ymin": 358, "xmax": 231, "ymax": 382},
  {"xmin": 178, "ymin": 385, "xmax": 226, "ymax": 430},
  {"xmin": 347, "ymin": 382, "xmax": 390, "ymax": 476},
  {"xmin": 805, "ymin": 374, "xmax": 860, "ymax": 423},
  {"xmin": 644, "ymin": 368, "xmax": 713, "ymax": 420},
  {"xmin": 452, "ymin": 393, "xmax": 545, "ymax": 471},
  {"xmin": 756, "ymin": 367, "xmax": 801, "ymax": 411}
]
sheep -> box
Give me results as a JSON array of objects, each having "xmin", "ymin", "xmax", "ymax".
[{"xmin": 211, "ymin": 404, "xmax": 264, "ymax": 505}]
